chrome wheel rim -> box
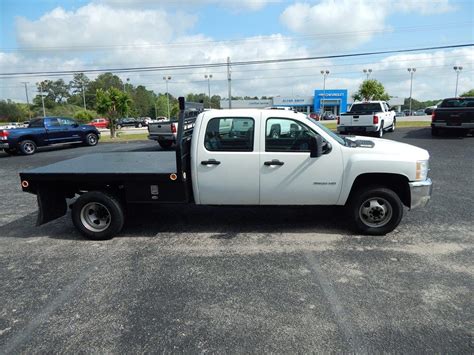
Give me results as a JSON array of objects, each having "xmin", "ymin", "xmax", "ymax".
[
  {"xmin": 88, "ymin": 135, "xmax": 97, "ymax": 145},
  {"xmin": 359, "ymin": 197, "xmax": 392, "ymax": 228},
  {"xmin": 23, "ymin": 142, "xmax": 35, "ymax": 154},
  {"xmin": 80, "ymin": 202, "xmax": 111, "ymax": 232}
]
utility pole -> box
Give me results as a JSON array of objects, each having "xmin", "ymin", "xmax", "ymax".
[
  {"xmin": 320, "ymin": 70, "xmax": 330, "ymax": 116},
  {"xmin": 21, "ymin": 82, "xmax": 31, "ymax": 118},
  {"xmin": 163, "ymin": 76, "xmax": 171, "ymax": 118},
  {"xmin": 205, "ymin": 74, "xmax": 213, "ymax": 109},
  {"xmin": 227, "ymin": 57, "xmax": 232, "ymax": 109},
  {"xmin": 154, "ymin": 101, "xmax": 158, "ymax": 119},
  {"xmin": 453, "ymin": 66, "xmax": 463, "ymax": 97},
  {"xmin": 81, "ymin": 80, "xmax": 87, "ymax": 110},
  {"xmin": 407, "ymin": 68, "xmax": 416, "ymax": 115},
  {"xmin": 39, "ymin": 82, "xmax": 46, "ymax": 117}
]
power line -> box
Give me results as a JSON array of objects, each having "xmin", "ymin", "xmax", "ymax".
[{"xmin": 1, "ymin": 43, "xmax": 472, "ymax": 78}]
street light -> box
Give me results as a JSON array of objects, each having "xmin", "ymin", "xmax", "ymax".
[
  {"xmin": 453, "ymin": 66, "xmax": 463, "ymax": 97},
  {"xmin": 407, "ymin": 68, "xmax": 416, "ymax": 115},
  {"xmin": 81, "ymin": 79, "xmax": 87, "ymax": 110},
  {"xmin": 363, "ymin": 68, "xmax": 372, "ymax": 80},
  {"xmin": 204, "ymin": 74, "xmax": 213, "ymax": 109},
  {"xmin": 163, "ymin": 76, "xmax": 172, "ymax": 118},
  {"xmin": 320, "ymin": 70, "xmax": 330, "ymax": 116},
  {"xmin": 123, "ymin": 77, "xmax": 130, "ymax": 92}
]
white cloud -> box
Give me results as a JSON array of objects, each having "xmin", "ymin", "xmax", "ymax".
[
  {"xmin": 280, "ymin": 0, "xmax": 457, "ymax": 50},
  {"xmin": 15, "ymin": 4, "xmax": 197, "ymax": 49},
  {"xmin": 98, "ymin": 0, "xmax": 276, "ymax": 11}
]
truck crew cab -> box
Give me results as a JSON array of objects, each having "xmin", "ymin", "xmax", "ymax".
[{"xmin": 20, "ymin": 98, "xmax": 432, "ymax": 240}]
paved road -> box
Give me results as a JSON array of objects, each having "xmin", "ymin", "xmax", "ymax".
[{"xmin": 0, "ymin": 128, "xmax": 472, "ymax": 353}]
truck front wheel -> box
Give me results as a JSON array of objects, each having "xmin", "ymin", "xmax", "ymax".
[
  {"xmin": 72, "ymin": 191, "xmax": 124, "ymax": 240},
  {"xmin": 350, "ymin": 187, "xmax": 403, "ymax": 235}
]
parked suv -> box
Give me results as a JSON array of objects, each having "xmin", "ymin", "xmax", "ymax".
[{"xmin": 116, "ymin": 118, "xmax": 138, "ymax": 129}]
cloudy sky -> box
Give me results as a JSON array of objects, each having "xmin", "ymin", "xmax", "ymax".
[{"xmin": 0, "ymin": 0, "xmax": 473, "ymax": 102}]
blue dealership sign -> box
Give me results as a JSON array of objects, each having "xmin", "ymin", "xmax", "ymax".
[{"xmin": 314, "ymin": 89, "xmax": 348, "ymax": 113}]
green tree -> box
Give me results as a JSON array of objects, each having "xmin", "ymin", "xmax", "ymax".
[
  {"xmin": 74, "ymin": 110, "xmax": 95, "ymax": 123},
  {"xmin": 35, "ymin": 79, "xmax": 70, "ymax": 105},
  {"xmin": 352, "ymin": 79, "xmax": 390, "ymax": 101},
  {"xmin": 96, "ymin": 87, "xmax": 131, "ymax": 138},
  {"xmin": 460, "ymin": 89, "xmax": 474, "ymax": 97},
  {"xmin": 86, "ymin": 73, "xmax": 124, "ymax": 109},
  {"xmin": 0, "ymin": 100, "xmax": 26, "ymax": 122}
]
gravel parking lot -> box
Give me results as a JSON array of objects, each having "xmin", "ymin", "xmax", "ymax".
[{"xmin": 0, "ymin": 127, "xmax": 472, "ymax": 353}]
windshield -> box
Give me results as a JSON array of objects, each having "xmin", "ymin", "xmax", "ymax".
[{"xmin": 308, "ymin": 118, "xmax": 346, "ymax": 146}]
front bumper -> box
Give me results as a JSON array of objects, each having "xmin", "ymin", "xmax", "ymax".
[
  {"xmin": 0, "ymin": 142, "xmax": 10, "ymax": 149},
  {"xmin": 409, "ymin": 178, "xmax": 432, "ymax": 209}
]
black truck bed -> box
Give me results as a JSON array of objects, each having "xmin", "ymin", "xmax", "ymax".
[{"xmin": 21, "ymin": 152, "xmax": 177, "ymax": 180}]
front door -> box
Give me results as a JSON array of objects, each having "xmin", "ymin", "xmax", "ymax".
[
  {"xmin": 260, "ymin": 117, "xmax": 344, "ymax": 205},
  {"xmin": 195, "ymin": 114, "xmax": 260, "ymax": 205},
  {"xmin": 58, "ymin": 118, "xmax": 83, "ymax": 142}
]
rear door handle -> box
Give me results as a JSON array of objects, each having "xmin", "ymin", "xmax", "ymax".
[
  {"xmin": 201, "ymin": 159, "xmax": 221, "ymax": 165},
  {"xmin": 264, "ymin": 159, "xmax": 284, "ymax": 166}
]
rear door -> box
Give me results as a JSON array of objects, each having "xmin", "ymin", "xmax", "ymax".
[
  {"xmin": 195, "ymin": 114, "xmax": 260, "ymax": 205},
  {"xmin": 44, "ymin": 118, "xmax": 67, "ymax": 143}
]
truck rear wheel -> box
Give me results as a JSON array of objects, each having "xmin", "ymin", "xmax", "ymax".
[
  {"xmin": 19, "ymin": 140, "xmax": 37, "ymax": 155},
  {"xmin": 389, "ymin": 118, "xmax": 396, "ymax": 132},
  {"xmin": 158, "ymin": 140, "xmax": 173, "ymax": 149},
  {"xmin": 377, "ymin": 122, "xmax": 384, "ymax": 138},
  {"xmin": 72, "ymin": 191, "xmax": 124, "ymax": 240},
  {"xmin": 350, "ymin": 187, "xmax": 403, "ymax": 235}
]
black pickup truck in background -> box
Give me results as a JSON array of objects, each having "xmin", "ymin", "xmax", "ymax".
[{"xmin": 431, "ymin": 97, "xmax": 474, "ymax": 136}]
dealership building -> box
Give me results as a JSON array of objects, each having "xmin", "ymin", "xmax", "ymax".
[
  {"xmin": 220, "ymin": 88, "xmax": 403, "ymax": 114},
  {"xmin": 221, "ymin": 89, "xmax": 350, "ymax": 114}
]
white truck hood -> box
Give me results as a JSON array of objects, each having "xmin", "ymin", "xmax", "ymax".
[{"xmin": 347, "ymin": 136, "xmax": 430, "ymax": 160}]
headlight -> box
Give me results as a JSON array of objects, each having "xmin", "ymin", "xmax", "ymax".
[{"xmin": 416, "ymin": 160, "xmax": 429, "ymax": 181}]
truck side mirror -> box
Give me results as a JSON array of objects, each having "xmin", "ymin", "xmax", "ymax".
[{"xmin": 309, "ymin": 135, "xmax": 323, "ymax": 158}]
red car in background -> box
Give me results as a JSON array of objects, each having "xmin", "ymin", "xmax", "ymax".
[{"xmin": 90, "ymin": 118, "xmax": 109, "ymax": 129}]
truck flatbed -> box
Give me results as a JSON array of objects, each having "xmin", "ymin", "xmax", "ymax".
[{"xmin": 21, "ymin": 152, "xmax": 177, "ymax": 181}]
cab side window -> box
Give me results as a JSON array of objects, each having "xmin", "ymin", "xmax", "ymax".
[
  {"xmin": 266, "ymin": 118, "xmax": 317, "ymax": 152},
  {"xmin": 45, "ymin": 118, "xmax": 60, "ymax": 127},
  {"xmin": 204, "ymin": 117, "xmax": 254, "ymax": 152},
  {"xmin": 58, "ymin": 118, "xmax": 76, "ymax": 126}
]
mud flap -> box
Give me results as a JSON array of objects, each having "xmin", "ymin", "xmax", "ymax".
[{"xmin": 36, "ymin": 188, "xmax": 67, "ymax": 226}]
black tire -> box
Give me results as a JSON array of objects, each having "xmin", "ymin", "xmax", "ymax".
[
  {"xmin": 158, "ymin": 140, "xmax": 173, "ymax": 149},
  {"xmin": 71, "ymin": 191, "xmax": 124, "ymax": 240},
  {"xmin": 431, "ymin": 127, "xmax": 440, "ymax": 136},
  {"xmin": 84, "ymin": 133, "xmax": 99, "ymax": 146},
  {"xmin": 350, "ymin": 186, "xmax": 403, "ymax": 235},
  {"xmin": 376, "ymin": 122, "xmax": 384, "ymax": 138},
  {"xmin": 19, "ymin": 140, "xmax": 37, "ymax": 155},
  {"xmin": 389, "ymin": 118, "xmax": 396, "ymax": 132}
]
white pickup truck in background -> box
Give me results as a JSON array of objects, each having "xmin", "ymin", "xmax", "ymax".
[{"xmin": 338, "ymin": 101, "xmax": 396, "ymax": 137}]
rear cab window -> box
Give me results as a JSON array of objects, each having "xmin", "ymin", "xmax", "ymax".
[
  {"xmin": 440, "ymin": 98, "xmax": 474, "ymax": 108},
  {"xmin": 349, "ymin": 103, "xmax": 383, "ymax": 113},
  {"xmin": 28, "ymin": 119, "xmax": 44, "ymax": 128},
  {"xmin": 204, "ymin": 117, "xmax": 254, "ymax": 152}
]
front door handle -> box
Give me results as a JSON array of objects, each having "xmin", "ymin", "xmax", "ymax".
[
  {"xmin": 264, "ymin": 159, "xmax": 284, "ymax": 166},
  {"xmin": 201, "ymin": 159, "xmax": 221, "ymax": 165}
]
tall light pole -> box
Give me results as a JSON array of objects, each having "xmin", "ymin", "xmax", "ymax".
[
  {"xmin": 227, "ymin": 57, "xmax": 232, "ymax": 109},
  {"xmin": 163, "ymin": 76, "xmax": 171, "ymax": 118},
  {"xmin": 204, "ymin": 74, "xmax": 213, "ymax": 109},
  {"xmin": 81, "ymin": 80, "xmax": 87, "ymax": 110},
  {"xmin": 363, "ymin": 68, "xmax": 372, "ymax": 80},
  {"xmin": 320, "ymin": 70, "xmax": 330, "ymax": 115},
  {"xmin": 453, "ymin": 66, "xmax": 463, "ymax": 97},
  {"xmin": 407, "ymin": 68, "xmax": 416, "ymax": 115},
  {"xmin": 21, "ymin": 82, "xmax": 31, "ymax": 118},
  {"xmin": 39, "ymin": 82, "xmax": 46, "ymax": 117},
  {"xmin": 123, "ymin": 78, "xmax": 130, "ymax": 117}
]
